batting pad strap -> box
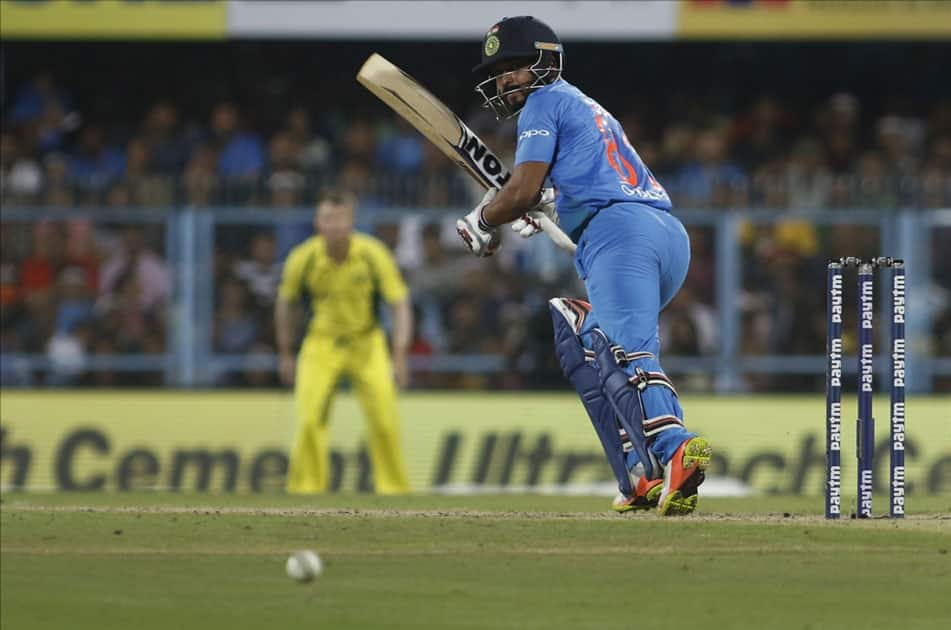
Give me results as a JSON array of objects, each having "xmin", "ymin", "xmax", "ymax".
[
  {"xmin": 643, "ymin": 415, "xmax": 685, "ymax": 437},
  {"xmin": 584, "ymin": 349, "xmax": 654, "ymax": 364},
  {"xmin": 628, "ymin": 368, "xmax": 679, "ymax": 398},
  {"xmin": 608, "ymin": 345, "xmax": 656, "ymax": 366}
]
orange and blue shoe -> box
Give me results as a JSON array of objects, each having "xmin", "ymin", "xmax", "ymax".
[
  {"xmin": 612, "ymin": 476, "xmax": 664, "ymax": 513},
  {"xmin": 657, "ymin": 437, "xmax": 712, "ymax": 516}
]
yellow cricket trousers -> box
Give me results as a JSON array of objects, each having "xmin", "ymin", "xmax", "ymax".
[{"xmin": 286, "ymin": 328, "xmax": 410, "ymax": 494}]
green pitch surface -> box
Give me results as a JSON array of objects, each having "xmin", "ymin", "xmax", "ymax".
[{"xmin": 2, "ymin": 493, "xmax": 950, "ymax": 629}]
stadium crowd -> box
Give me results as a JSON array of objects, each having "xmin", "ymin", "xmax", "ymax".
[{"xmin": 2, "ymin": 67, "xmax": 950, "ymax": 390}]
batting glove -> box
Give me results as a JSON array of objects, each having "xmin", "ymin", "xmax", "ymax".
[
  {"xmin": 457, "ymin": 188, "xmax": 501, "ymax": 257},
  {"xmin": 511, "ymin": 187, "xmax": 557, "ymax": 239}
]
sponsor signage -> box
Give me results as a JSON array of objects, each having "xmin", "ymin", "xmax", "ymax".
[
  {"xmin": 0, "ymin": 391, "xmax": 951, "ymax": 496},
  {"xmin": 0, "ymin": 0, "xmax": 227, "ymax": 40},
  {"xmin": 226, "ymin": 1, "xmax": 677, "ymax": 40},
  {"xmin": 2, "ymin": 392, "xmax": 949, "ymax": 495},
  {"xmin": 678, "ymin": 0, "xmax": 951, "ymax": 39}
]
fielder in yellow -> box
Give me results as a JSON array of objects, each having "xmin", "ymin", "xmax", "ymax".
[{"xmin": 275, "ymin": 189, "xmax": 412, "ymax": 494}]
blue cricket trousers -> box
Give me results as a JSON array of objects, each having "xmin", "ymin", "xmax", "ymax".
[{"xmin": 574, "ymin": 202, "xmax": 695, "ymax": 466}]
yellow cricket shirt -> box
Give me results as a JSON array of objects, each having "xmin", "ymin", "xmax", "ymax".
[{"xmin": 278, "ymin": 233, "xmax": 408, "ymax": 338}]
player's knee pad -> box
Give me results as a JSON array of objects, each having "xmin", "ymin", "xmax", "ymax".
[
  {"xmin": 590, "ymin": 328, "xmax": 684, "ymax": 480},
  {"xmin": 549, "ymin": 298, "xmax": 633, "ymax": 495}
]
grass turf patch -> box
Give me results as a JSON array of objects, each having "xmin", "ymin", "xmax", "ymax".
[{"xmin": 3, "ymin": 493, "xmax": 950, "ymax": 629}]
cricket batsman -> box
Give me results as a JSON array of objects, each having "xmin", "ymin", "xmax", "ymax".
[
  {"xmin": 456, "ymin": 16, "xmax": 712, "ymax": 515},
  {"xmin": 276, "ymin": 189, "xmax": 412, "ymax": 494}
]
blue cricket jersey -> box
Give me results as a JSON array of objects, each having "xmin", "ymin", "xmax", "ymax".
[{"xmin": 514, "ymin": 79, "xmax": 671, "ymax": 243}]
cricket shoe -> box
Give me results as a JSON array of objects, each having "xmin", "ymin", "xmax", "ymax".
[
  {"xmin": 657, "ymin": 437, "xmax": 712, "ymax": 516},
  {"xmin": 611, "ymin": 476, "xmax": 663, "ymax": 513}
]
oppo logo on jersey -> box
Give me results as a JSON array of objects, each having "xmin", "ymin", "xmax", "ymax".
[
  {"xmin": 621, "ymin": 184, "xmax": 670, "ymax": 201},
  {"xmin": 457, "ymin": 126, "xmax": 512, "ymax": 188},
  {"xmin": 519, "ymin": 129, "xmax": 552, "ymax": 141}
]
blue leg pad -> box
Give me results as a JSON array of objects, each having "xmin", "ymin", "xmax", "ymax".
[
  {"xmin": 549, "ymin": 299, "xmax": 634, "ymax": 496},
  {"xmin": 590, "ymin": 328, "xmax": 660, "ymax": 480}
]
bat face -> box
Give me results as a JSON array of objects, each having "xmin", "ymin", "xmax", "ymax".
[{"xmin": 357, "ymin": 53, "xmax": 509, "ymax": 190}]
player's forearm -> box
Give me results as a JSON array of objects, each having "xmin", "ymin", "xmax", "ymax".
[
  {"xmin": 482, "ymin": 184, "xmax": 540, "ymax": 226},
  {"xmin": 482, "ymin": 161, "xmax": 550, "ymax": 226},
  {"xmin": 391, "ymin": 298, "xmax": 413, "ymax": 357},
  {"xmin": 274, "ymin": 297, "xmax": 297, "ymax": 356}
]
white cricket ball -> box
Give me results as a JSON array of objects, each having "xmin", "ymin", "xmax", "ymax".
[{"xmin": 286, "ymin": 550, "xmax": 323, "ymax": 582}]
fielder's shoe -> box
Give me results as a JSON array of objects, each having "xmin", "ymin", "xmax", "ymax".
[
  {"xmin": 657, "ymin": 437, "xmax": 712, "ymax": 516},
  {"xmin": 612, "ymin": 476, "xmax": 663, "ymax": 513}
]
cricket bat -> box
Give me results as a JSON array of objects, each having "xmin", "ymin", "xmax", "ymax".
[{"xmin": 356, "ymin": 53, "xmax": 576, "ymax": 254}]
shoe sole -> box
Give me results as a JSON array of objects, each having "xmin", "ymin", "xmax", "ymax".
[
  {"xmin": 659, "ymin": 438, "xmax": 712, "ymax": 516},
  {"xmin": 612, "ymin": 483, "xmax": 664, "ymax": 513}
]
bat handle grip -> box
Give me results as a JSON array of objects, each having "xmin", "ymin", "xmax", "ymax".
[{"xmin": 537, "ymin": 215, "xmax": 577, "ymax": 254}]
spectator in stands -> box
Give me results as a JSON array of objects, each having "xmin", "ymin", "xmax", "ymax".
[
  {"xmin": 920, "ymin": 134, "xmax": 951, "ymax": 207},
  {"xmin": 19, "ymin": 222, "xmax": 62, "ymax": 300},
  {"xmin": 183, "ymin": 143, "xmax": 218, "ymax": 207},
  {"xmin": 53, "ymin": 266, "xmax": 94, "ymax": 336},
  {"xmin": 41, "ymin": 152, "xmax": 72, "ymax": 206},
  {"xmin": 215, "ymin": 275, "xmax": 258, "ymax": 353},
  {"xmin": 0, "ymin": 259, "xmax": 17, "ymax": 312},
  {"xmin": 733, "ymin": 95, "xmax": 791, "ymax": 171},
  {"xmin": 209, "ymin": 102, "xmax": 265, "ymax": 180},
  {"xmin": 373, "ymin": 221, "xmax": 401, "ymax": 252},
  {"xmin": 284, "ymin": 106, "xmax": 332, "ymax": 177},
  {"xmin": 340, "ymin": 118, "xmax": 378, "ymax": 163},
  {"xmin": 377, "ymin": 117, "xmax": 424, "ymax": 173},
  {"xmin": 104, "ymin": 182, "xmax": 132, "ymax": 207},
  {"xmin": 141, "ymin": 101, "xmax": 189, "ymax": 175},
  {"xmin": 234, "ymin": 231, "xmax": 281, "ymax": 310},
  {"xmin": 125, "ymin": 135, "xmax": 171, "ymax": 206},
  {"xmin": 70, "ymin": 124, "xmax": 126, "ymax": 197},
  {"xmin": 8, "ymin": 74, "xmax": 78, "ymax": 157},
  {"xmin": 266, "ymin": 131, "xmax": 305, "ymax": 206},
  {"xmin": 654, "ymin": 123, "xmax": 694, "ymax": 180},
  {"xmin": 46, "ymin": 318, "xmax": 93, "ymax": 386},
  {"xmin": 876, "ymin": 114, "xmax": 923, "ymax": 178},
  {"xmin": 63, "ymin": 219, "xmax": 100, "ymax": 294},
  {"xmin": 819, "ymin": 93, "xmax": 861, "ymax": 175},
  {"xmin": 336, "ymin": 158, "xmax": 383, "ymax": 206},
  {"xmin": 410, "ymin": 221, "xmax": 480, "ymax": 300},
  {"xmin": 853, "ymin": 150, "xmax": 898, "ymax": 209},
  {"xmin": 674, "ymin": 123, "xmax": 748, "ymax": 209},
  {"xmin": 8, "ymin": 73, "xmax": 73, "ymax": 126},
  {"xmin": 98, "ymin": 226, "xmax": 170, "ymax": 313},
  {"xmin": 96, "ymin": 271, "xmax": 152, "ymax": 354},
  {"xmin": 662, "ymin": 285, "xmax": 717, "ymax": 357},
  {"xmin": 750, "ymin": 156, "xmax": 790, "ymax": 209},
  {"xmin": 785, "ymin": 137, "xmax": 831, "ymax": 210},
  {"xmin": 407, "ymin": 221, "xmax": 484, "ymax": 352},
  {"xmin": 1, "ymin": 131, "xmax": 44, "ymax": 205},
  {"xmin": 415, "ymin": 142, "xmax": 473, "ymax": 207}
]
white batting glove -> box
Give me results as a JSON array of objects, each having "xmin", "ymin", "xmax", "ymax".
[
  {"xmin": 456, "ymin": 188, "xmax": 501, "ymax": 257},
  {"xmin": 511, "ymin": 187, "xmax": 557, "ymax": 239}
]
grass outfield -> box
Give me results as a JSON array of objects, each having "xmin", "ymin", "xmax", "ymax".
[{"xmin": 2, "ymin": 493, "xmax": 949, "ymax": 629}]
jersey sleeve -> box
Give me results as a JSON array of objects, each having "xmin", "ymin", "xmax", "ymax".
[
  {"xmin": 368, "ymin": 240, "xmax": 409, "ymax": 304},
  {"xmin": 277, "ymin": 245, "xmax": 308, "ymax": 301},
  {"xmin": 514, "ymin": 91, "xmax": 559, "ymax": 166}
]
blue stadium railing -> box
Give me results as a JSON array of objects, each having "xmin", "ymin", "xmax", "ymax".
[{"xmin": 2, "ymin": 206, "xmax": 949, "ymax": 392}]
